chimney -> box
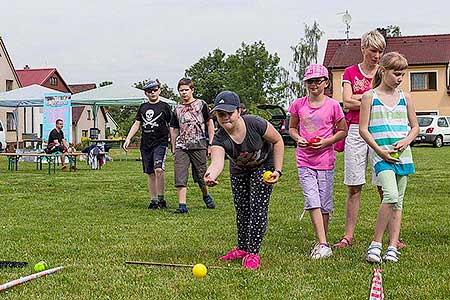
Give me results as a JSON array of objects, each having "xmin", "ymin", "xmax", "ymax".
[
  {"xmin": 24, "ymin": 65, "xmax": 30, "ymax": 69},
  {"xmin": 376, "ymin": 28, "xmax": 388, "ymax": 39}
]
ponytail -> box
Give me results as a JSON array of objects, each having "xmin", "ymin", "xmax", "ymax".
[
  {"xmin": 372, "ymin": 52, "xmax": 408, "ymax": 89},
  {"xmin": 372, "ymin": 67, "xmax": 383, "ymax": 89}
]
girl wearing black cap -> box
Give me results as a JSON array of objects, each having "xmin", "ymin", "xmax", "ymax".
[{"xmin": 204, "ymin": 91, "xmax": 284, "ymax": 269}]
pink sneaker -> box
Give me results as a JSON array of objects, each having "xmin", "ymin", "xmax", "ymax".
[
  {"xmin": 219, "ymin": 247, "xmax": 248, "ymax": 261},
  {"xmin": 242, "ymin": 253, "xmax": 260, "ymax": 269}
]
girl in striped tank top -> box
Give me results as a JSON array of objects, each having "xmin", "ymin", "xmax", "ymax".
[{"xmin": 359, "ymin": 52, "xmax": 419, "ymax": 264}]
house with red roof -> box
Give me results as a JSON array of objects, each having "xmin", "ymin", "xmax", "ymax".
[
  {"xmin": 16, "ymin": 67, "xmax": 108, "ymax": 144},
  {"xmin": 68, "ymin": 83, "xmax": 109, "ymax": 143},
  {"xmin": 323, "ymin": 34, "xmax": 450, "ymax": 115},
  {"xmin": 0, "ymin": 36, "xmax": 23, "ymax": 148}
]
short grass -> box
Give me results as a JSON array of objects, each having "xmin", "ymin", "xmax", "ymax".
[{"xmin": 1, "ymin": 146, "xmax": 449, "ymax": 299}]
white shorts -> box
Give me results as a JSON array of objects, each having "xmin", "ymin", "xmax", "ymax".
[{"xmin": 344, "ymin": 124, "xmax": 379, "ymax": 186}]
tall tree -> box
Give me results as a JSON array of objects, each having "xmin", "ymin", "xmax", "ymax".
[
  {"xmin": 386, "ymin": 25, "xmax": 402, "ymax": 37},
  {"xmin": 99, "ymin": 80, "xmax": 113, "ymax": 87},
  {"xmin": 289, "ymin": 21, "xmax": 324, "ymax": 98},
  {"xmin": 185, "ymin": 48, "xmax": 227, "ymax": 103},
  {"xmin": 225, "ymin": 41, "xmax": 284, "ymax": 108}
]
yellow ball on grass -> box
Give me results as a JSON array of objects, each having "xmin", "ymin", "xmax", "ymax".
[{"xmin": 192, "ymin": 264, "xmax": 207, "ymax": 279}]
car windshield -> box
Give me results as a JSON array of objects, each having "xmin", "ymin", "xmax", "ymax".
[{"xmin": 417, "ymin": 117, "xmax": 433, "ymax": 127}]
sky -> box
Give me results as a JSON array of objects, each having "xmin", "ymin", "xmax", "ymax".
[{"xmin": 1, "ymin": 0, "xmax": 449, "ymax": 91}]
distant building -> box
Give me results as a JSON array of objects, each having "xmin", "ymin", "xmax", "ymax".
[
  {"xmin": 16, "ymin": 67, "xmax": 108, "ymax": 143},
  {"xmin": 69, "ymin": 83, "xmax": 109, "ymax": 143},
  {"xmin": 323, "ymin": 34, "xmax": 450, "ymax": 115},
  {"xmin": 0, "ymin": 36, "xmax": 23, "ymax": 144}
]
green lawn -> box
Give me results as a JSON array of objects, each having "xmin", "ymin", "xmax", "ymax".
[{"xmin": 1, "ymin": 146, "xmax": 449, "ymax": 299}]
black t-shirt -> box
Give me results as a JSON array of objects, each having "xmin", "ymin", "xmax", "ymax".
[
  {"xmin": 135, "ymin": 101, "xmax": 172, "ymax": 149},
  {"xmin": 212, "ymin": 115, "xmax": 274, "ymax": 175},
  {"xmin": 48, "ymin": 128, "xmax": 64, "ymax": 144}
]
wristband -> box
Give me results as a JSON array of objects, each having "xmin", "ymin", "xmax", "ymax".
[{"xmin": 274, "ymin": 169, "xmax": 283, "ymax": 177}]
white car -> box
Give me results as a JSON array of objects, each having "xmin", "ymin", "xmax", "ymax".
[
  {"xmin": 0, "ymin": 120, "xmax": 5, "ymax": 152},
  {"xmin": 414, "ymin": 115, "xmax": 450, "ymax": 147}
]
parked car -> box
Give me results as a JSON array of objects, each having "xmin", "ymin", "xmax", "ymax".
[
  {"xmin": 256, "ymin": 104, "xmax": 294, "ymax": 145},
  {"xmin": 414, "ymin": 115, "xmax": 450, "ymax": 147},
  {"xmin": 0, "ymin": 120, "xmax": 5, "ymax": 152}
]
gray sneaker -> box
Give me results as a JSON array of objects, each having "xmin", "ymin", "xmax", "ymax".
[{"xmin": 311, "ymin": 243, "xmax": 332, "ymax": 259}]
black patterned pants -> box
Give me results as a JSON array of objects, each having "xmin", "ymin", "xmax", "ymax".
[{"xmin": 230, "ymin": 167, "xmax": 273, "ymax": 254}]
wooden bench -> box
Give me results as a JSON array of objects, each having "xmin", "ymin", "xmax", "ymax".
[{"xmin": 0, "ymin": 152, "xmax": 86, "ymax": 174}]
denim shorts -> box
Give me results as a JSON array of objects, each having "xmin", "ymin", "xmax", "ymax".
[
  {"xmin": 298, "ymin": 167, "xmax": 334, "ymax": 214},
  {"xmin": 141, "ymin": 145, "xmax": 167, "ymax": 174}
]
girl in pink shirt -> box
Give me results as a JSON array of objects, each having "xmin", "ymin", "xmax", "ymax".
[{"xmin": 289, "ymin": 64, "xmax": 347, "ymax": 259}]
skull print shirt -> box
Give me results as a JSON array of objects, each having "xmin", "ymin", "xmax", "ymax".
[{"xmin": 136, "ymin": 101, "xmax": 172, "ymax": 149}]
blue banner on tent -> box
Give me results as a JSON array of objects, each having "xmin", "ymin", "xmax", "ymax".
[{"xmin": 43, "ymin": 93, "xmax": 72, "ymax": 144}]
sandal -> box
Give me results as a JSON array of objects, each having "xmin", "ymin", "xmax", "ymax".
[
  {"xmin": 333, "ymin": 236, "xmax": 354, "ymax": 248},
  {"xmin": 366, "ymin": 243, "xmax": 383, "ymax": 264},
  {"xmin": 383, "ymin": 246, "xmax": 400, "ymax": 263}
]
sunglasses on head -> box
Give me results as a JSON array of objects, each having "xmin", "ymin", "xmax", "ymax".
[{"xmin": 305, "ymin": 78, "xmax": 327, "ymax": 85}]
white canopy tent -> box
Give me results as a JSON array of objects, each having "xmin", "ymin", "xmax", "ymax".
[
  {"xmin": 70, "ymin": 84, "xmax": 177, "ymax": 128},
  {"xmin": 0, "ymin": 84, "xmax": 61, "ymax": 107},
  {"xmin": 0, "ymin": 83, "xmax": 177, "ymax": 108},
  {"xmin": 0, "ymin": 84, "xmax": 177, "ymax": 146}
]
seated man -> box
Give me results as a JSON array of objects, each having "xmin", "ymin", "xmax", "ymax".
[{"xmin": 45, "ymin": 119, "xmax": 73, "ymax": 170}]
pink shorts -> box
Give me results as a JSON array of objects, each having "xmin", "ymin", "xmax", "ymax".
[{"xmin": 298, "ymin": 167, "xmax": 334, "ymax": 214}]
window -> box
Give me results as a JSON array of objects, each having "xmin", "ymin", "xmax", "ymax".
[
  {"xmin": 87, "ymin": 110, "xmax": 91, "ymax": 120},
  {"xmin": 82, "ymin": 130, "xmax": 88, "ymax": 137},
  {"xmin": 410, "ymin": 72, "xmax": 437, "ymax": 91},
  {"xmin": 49, "ymin": 77, "xmax": 58, "ymax": 86},
  {"xmin": 6, "ymin": 112, "xmax": 16, "ymax": 131},
  {"xmin": 437, "ymin": 117, "xmax": 448, "ymax": 127},
  {"xmin": 6, "ymin": 80, "xmax": 13, "ymax": 91},
  {"xmin": 417, "ymin": 117, "xmax": 433, "ymax": 127}
]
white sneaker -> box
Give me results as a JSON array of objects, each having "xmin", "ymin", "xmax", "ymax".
[
  {"xmin": 311, "ymin": 243, "xmax": 332, "ymax": 259},
  {"xmin": 383, "ymin": 246, "xmax": 400, "ymax": 263},
  {"xmin": 366, "ymin": 243, "xmax": 383, "ymax": 264}
]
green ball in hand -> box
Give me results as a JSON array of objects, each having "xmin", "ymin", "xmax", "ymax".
[{"xmin": 390, "ymin": 152, "xmax": 400, "ymax": 159}]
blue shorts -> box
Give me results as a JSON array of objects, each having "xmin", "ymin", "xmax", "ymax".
[{"xmin": 141, "ymin": 145, "xmax": 167, "ymax": 174}]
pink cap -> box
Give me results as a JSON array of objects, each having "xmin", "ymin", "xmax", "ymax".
[{"xmin": 303, "ymin": 64, "xmax": 329, "ymax": 81}]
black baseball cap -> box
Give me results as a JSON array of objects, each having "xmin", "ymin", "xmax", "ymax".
[{"xmin": 211, "ymin": 91, "xmax": 240, "ymax": 113}]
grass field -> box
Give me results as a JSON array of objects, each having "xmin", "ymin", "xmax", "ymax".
[{"xmin": 1, "ymin": 146, "xmax": 450, "ymax": 299}]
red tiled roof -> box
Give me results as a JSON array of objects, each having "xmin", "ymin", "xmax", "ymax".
[
  {"xmin": 16, "ymin": 68, "xmax": 56, "ymax": 86},
  {"xmin": 324, "ymin": 34, "xmax": 450, "ymax": 69},
  {"xmin": 69, "ymin": 83, "xmax": 97, "ymax": 94},
  {"xmin": 16, "ymin": 67, "xmax": 72, "ymax": 93}
]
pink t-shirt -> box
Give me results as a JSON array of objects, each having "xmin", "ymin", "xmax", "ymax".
[
  {"xmin": 342, "ymin": 64, "xmax": 373, "ymax": 124},
  {"xmin": 288, "ymin": 96, "xmax": 345, "ymax": 170}
]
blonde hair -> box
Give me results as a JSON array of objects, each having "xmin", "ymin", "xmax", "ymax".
[
  {"xmin": 372, "ymin": 52, "xmax": 408, "ymax": 88},
  {"xmin": 361, "ymin": 30, "xmax": 386, "ymax": 51}
]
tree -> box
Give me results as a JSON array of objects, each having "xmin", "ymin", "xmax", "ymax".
[
  {"xmin": 386, "ymin": 25, "xmax": 401, "ymax": 37},
  {"xmin": 185, "ymin": 48, "xmax": 227, "ymax": 103},
  {"xmin": 224, "ymin": 41, "xmax": 284, "ymax": 108},
  {"xmin": 99, "ymin": 80, "xmax": 113, "ymax": 87},
  {"xmin": 289, "ymin": 21, "xmax": 324, "ymax": 98}
]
